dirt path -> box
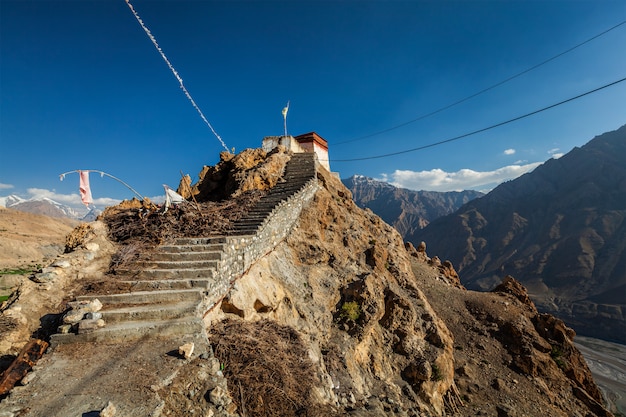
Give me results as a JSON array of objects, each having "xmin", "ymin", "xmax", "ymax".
[{"xmin": 0, "ymin": 334, "xmax": 209, "ymax": 417}]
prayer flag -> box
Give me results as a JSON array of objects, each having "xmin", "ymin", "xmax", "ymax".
[
  {"xmin": 282, "ymin": 101, "xmax": 289, "ymax": 119},
  {"xmin": 79, "ymin": 170, "xmax": 93, "ymax": 207}
]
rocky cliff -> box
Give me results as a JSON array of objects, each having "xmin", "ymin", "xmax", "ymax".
[{"xmin": 417, "ymin": 125, "xmax": 626, "ymax": 344}]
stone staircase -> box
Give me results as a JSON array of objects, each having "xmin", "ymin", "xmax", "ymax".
[
  {"xmin": 51, "ymin": 152, "xmax": 318, "ymax": 345},
  {"xmin": 50, "ymin": 237, "xmax": 225, "ymax": 345},
  {"xmin": 229, "ymin": 152, "xmax": 317, "ymax": 235}
]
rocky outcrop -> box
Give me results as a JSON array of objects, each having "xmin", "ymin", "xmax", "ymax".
[
  {"xmin": 411, "ymin": 251, "xmax": 613, "ymax": 417},
  {"xmin": 417, "ymin": 124, "xmax": 626, "ymax": 344},
  {"xmin": 205, "ymin": 168, "xmax": 460, "ymax": 416},
  {"xmin": 179, "ymin": 147, "xmax": 291, "ymax": 201}
]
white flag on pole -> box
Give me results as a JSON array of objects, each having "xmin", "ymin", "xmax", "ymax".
[{"xmin": 282, "ymin": 101, "xmax": 290, "ymax": 137}]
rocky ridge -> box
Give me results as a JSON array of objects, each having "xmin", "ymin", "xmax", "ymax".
[
  {"xmin": 342, "ymin": 175, "xmax": 483, "ymax": 241},
  {"xmin": 0, "ymin": 145, "xmax": 614, "ymax": 416}
]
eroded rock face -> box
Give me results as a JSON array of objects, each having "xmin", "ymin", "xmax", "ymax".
[
  {"xmin": 206, "ymin": 168, "xmax": 459, "ymax": 415},
  {"xmin": 179, "ymin": 147, "xmax": 290, "ymax": 201},
  {"xmin": 411, "ymin": 253, "xmax": 613, "ymax": 417}
]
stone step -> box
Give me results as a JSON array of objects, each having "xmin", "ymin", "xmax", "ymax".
[
  {"xmin": 121, "ymin": 278, "xmax": 211, "ymax": 291},
  {"xmin": 150, "ymin": 250, "xmax": 222, "ymax": 262},
  {"xmin": 50, "ymin": 317, "xmax": 205, "ymax": 345},
  {"xmin": 158, "ymin": 243, "xmax": 225, "ymax": 253},
  {"xmin": 282, "ymin": 172, "xmax": 315, "ymax": 177},
  {"xmin": 172, "ymin": 237, "xmax": 227, "ymax": 245},
  {"xmin": 230, "ymin": 226, "xmax": 261, "ymax": 233},
  {"xmin": 234, "ymin": 216, "xmax": 266, "ymax": 222},
  {"xmin": 272, "ymin": 185, "xmax": 309, "ymax": 191},
  {"xmin": 272, "ymin": 180, "xmax": 311, "ymax": 187},
  {"xmin": 228, "ymin": 230, "xmax": 257, "ymax": 236},
  {"xmin": 100, "ymin": 301, "xmax": 198, "ymax": 323},
  {"xmin": 113, "ymin": 267, "xmax": 217, "ymax": 280},
  {"xmin": 135, "ymin": 260, "xmax": 219, "ymax": 270},
  {"xmin": 231, "ymin": 219, "xmax": 264, "ymax": 225},
  {"xmin": 284, "ymin": 173, "xmax": 313, "ymax": 178},
  {"xmin": 243, "ymin": 206, "xmax": 274, "ymax": 212},
  {"xmin": 76, "ymin": 288, "xmax": 204, "ymax": 305}
]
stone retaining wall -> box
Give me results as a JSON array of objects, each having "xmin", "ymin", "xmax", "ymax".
[{"xmin": 202, "ymin": 178, "xmax": 320, "ymax": 312}]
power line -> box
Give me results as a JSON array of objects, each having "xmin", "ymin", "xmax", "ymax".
[
  {"xmin": 333, "ymin": 20, "xmax": 626, "ymax": 146},
  {"xmin": 332, "ymin": 76, "xmax": 626, "ymax": 162}
]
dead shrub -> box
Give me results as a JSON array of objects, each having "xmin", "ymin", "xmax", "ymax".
[
  {"xmin": 101, "ymin": 190, "xmax": 264, "ymax": 270},
  {"xmin": 109, "ymin": 242, "xmax": 145, "ymax": 272},
  {"xmin": 210, "ymin": 319, "xmax": 318, "ymax": 417},
  {"xmin": 65, "ymin": 223, "xmax": 92, "ymax": 252},
  {"xmin": 103, "ymin": 190, "xmax": 263, "ymax": 247}
]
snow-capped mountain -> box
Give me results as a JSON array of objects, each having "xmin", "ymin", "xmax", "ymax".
[
  {"xmin": 0, "ymin": 194, "xmax": 87, "ymax": 220},
  {"xmin": 0, "ymin": 195, "xmax": 26, "ymax": 208}
]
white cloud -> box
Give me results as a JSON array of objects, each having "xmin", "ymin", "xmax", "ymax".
[
  {"xmin": 503, "ymin": 148, "xmax": 516, "ymax": 155},
  {"xmin": 26, "ymin": 188, "xmax": 121, "ymax": 209},
  {"xmin": 149, "ymin": 194, "xmax": 165, "ymax": 204},
  {"xmin": 0, "ymin": 183, "xmax": 14, "ymax": 190},
  {"xmin": 547, "ymin": 148, "xmax": 564, "ymax": 159},
  {"xmin": 378, "ymin": 162, "xmax": 542, "ymax": 192}
]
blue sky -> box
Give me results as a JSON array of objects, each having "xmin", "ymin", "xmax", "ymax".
[{"xmin": 1, "ymin": 0, "xmax": 625, "ymax": 210}]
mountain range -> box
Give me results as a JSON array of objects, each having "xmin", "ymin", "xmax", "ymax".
[
  {"xmin": 0, "ymin": 195, "xmax": 98, "ymax": 221},
  {"xmin": 413, "ymin": 124, "xmax": 626, "ymax": 344},
  {"xmin": 342, "ymin": 175, "xmax": 483, "ymax": 240}
]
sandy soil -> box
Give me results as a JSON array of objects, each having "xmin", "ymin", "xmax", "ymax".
[{"xmin": 0, "ymin": 207, "xmax": 77, "ymax": 270}]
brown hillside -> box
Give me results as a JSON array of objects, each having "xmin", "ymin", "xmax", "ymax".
[
  {"xmin": 0, "ymin": 146, "xmax": 614, "ymax": 416},
  {"xmin": 0, "ymin": 207, "xmax": 78, "ymax": 270}
]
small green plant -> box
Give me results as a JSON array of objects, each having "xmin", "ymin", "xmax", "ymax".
[
  {"xmin": 550, "ymin": 346, "xmax": 567, "ymax": 369},
  {"xmin": 340, "ymin": 301, "xmax": 361, "ymax": 321},
  {"xmin": 0, "ymin": 295, "xmax": 9, "ymax": 303},
  {"xmin": 0, "ymin": 267, "xmax": 32, "ymax": 275},
  {"xmin": 431, "ymin": 363, "xmax": 443, "ymax": 381}
]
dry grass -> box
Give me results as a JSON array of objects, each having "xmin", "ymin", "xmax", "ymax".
[{"xmin": 210, "ymin": 319, "xmax": 321, "ymax": 417}]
